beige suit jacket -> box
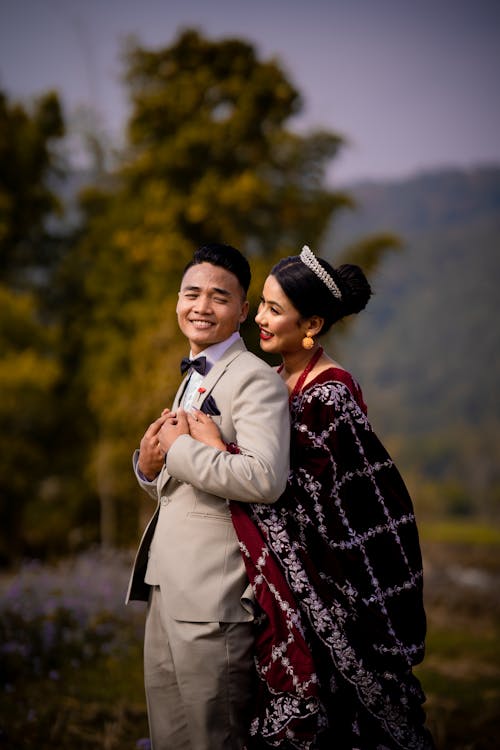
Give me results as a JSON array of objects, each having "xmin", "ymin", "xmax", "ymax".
[{"xmin": 126, "ymin": 339, "xmax": 290, "ymax": 622}]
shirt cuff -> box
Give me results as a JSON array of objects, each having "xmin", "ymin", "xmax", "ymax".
[{"xmin": 137, "ymin": 467, "xmax": 158, "ymax": 482}]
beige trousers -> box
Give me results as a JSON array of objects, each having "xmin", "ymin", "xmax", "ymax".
[{"xmin": 144, "ymin": 586, "xmax": 255, "ymax": 750}]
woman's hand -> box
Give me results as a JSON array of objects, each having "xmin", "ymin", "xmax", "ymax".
[
  {"xmin": 187, "ymin": 409, "xmax": 226, "ymax": 451},
  {"xmin": 158, "ymin": 408, "xmax": 189, "ymax": 455}
]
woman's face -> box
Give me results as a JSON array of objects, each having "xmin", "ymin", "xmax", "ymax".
[{"xmin": 255, "ymin": 274, "xmax": 306, "ymax": 355}]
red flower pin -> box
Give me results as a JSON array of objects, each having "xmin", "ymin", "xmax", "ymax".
[{"xmin": 197, "ymin": 387, "xmax": 206, "ymax": 394}]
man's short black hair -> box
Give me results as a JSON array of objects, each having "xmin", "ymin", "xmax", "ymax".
[{"xmin": 184, "ymin": 243, "xmax": 251, "ymax": 294}]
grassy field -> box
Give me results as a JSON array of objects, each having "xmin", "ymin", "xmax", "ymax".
[
  {"xmin": 0, "ymin": 647, "xmax": 149, "ymax": 749},
  {"xmin": 416, "ymin": 521, "xmax": 500, "ymax": 749},
  {"xmin": 1, "ymin": 522, "xmax": 499, "ymax": 749}
]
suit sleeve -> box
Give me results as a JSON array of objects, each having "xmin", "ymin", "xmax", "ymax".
[
  {"xmin": 132, "ymin": 449, "xmax": 160, "ymax": 501},
  {"xmin": 166, "ymin": 364, "xmax": 290, "ymax": 503}
]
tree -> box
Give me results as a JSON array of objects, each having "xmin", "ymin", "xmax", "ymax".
[
  {"xmin": 0, "ymin": 90, "xmax": 71, "ymax": 563},
  {"xmin": 0, "ymin": 90, "xmax": 65, "ymax": 288},
  {"xmin": 0, "ymin": 285, "xmax": 62, "ymax": 563},
  {"xmin": 62, "ymin": 28, "xmax": 394, "ymax": 547}
]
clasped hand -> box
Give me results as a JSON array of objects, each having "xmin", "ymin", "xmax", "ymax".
[{"xmin": 137, "ymin": 408, "xmax": 224, "ymax": 481}]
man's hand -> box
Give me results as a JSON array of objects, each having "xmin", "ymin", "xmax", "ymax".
[
  {"xmin": 137, "ymin": 412, "xmax": 173, "ymax": 481},
  {"xmin": 157, "ymin": 408, "xmax": 190, "ymax": 455}
]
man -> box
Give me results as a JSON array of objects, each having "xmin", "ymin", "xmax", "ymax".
[{"xmin": 126, "ymin": 243, "xmax": 290, "ymax": 750}]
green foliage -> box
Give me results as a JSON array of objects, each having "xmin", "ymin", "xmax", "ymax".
[
  {"xmin": 0, "ymin": 285, "xmax": 61, "ymax": 562},
  {"xmin": 0, "ymin": 89, "xmax": 65, "ymax": 286},
  {"xmin": 0, "ymin": 88, "xmax": 75, "ymax": 563},
  {"xmin": 415, "ymin": 528, "xmax": 500, "ymax": 749},
  {"xmin": 64, "ymin": 28, "xmax": 358, "ymax": 546},
  {"xmin": 119, "ymin": 28, "xmax": 347, "ymax": 253},
  {"xmin": 0, "ymin": 31, "xmax": 400, "ymax": 559},
  {"xmin": 417, "ymin": 626, "xmax": 500, "ymax": 749},
  {"xmin": 420, "ymin": 519, "xmax": 500, "ymax": 546},
  {"xmin": 334, "ymin": 231, "xmax": 402, "ymax": 272}
]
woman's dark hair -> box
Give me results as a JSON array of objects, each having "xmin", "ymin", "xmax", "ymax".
[
  {"xmin": 271, "ymin": 253, "xmax": 372, "ymax": 335},
  {"xmin": 184, "ymin": 243, "xmax": 251, "ymax": 295}
]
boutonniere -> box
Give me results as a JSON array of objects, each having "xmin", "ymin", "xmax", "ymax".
[{"xmin": 197, "ymin": 387, "xmax": 206, "ymax": 394}]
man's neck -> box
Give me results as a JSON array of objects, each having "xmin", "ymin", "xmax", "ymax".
[{"xmin": 189, "ymin": 331, "xmax": 241, "ymax": 362}]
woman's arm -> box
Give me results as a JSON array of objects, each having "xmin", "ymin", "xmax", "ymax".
[{"xmin": 187, "ymin": 409, "xmax": 240, "ymax": 453}]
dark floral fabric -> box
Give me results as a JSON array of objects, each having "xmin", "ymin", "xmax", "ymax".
[{"xmin": 231, "ymin": 368, "xmax": 433, "ymax": 749}]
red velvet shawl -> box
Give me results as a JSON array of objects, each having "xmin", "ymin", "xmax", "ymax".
[{"xmin": 230, "ymin": 368, "xmax": 433, "ymax": 749}]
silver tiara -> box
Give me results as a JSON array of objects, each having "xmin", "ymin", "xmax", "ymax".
[{"xmin": 299, "ymin": 246, "xmax": 342, "ymax": 300}]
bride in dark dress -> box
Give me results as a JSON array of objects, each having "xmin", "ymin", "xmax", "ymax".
[{"xmin": 187, "ymin": 246, "xmax": 434, "ymax": 749}]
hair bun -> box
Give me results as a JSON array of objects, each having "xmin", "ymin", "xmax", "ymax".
[{"xmin": 336, "ymin": 264, "xmax": 372, "ymax": 314}]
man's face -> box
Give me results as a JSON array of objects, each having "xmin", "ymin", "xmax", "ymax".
[{"xmin": 176, "ymin": 262, "xmax": 249, "ymax": 354}]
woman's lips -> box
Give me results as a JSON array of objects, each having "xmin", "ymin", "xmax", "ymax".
[{"xmin": 259, "ymin": 329, "xmax": 273, "ymax": 340}]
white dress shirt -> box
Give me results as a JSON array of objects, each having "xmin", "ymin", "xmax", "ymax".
[{"xmin": 181, "ymin": 331, "xmax": 241, "ymax": 412}]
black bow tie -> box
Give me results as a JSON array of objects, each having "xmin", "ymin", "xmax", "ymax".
[{"xmin": 180, "ymin": 356, "xmax": 207, "ymax": 376}]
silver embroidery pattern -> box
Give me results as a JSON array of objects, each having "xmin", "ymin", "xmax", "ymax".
[
  {"xmin": 237, "ymin": 536, "xmax": 327, "ymax": 748},
  {"xmin": 249, "ymin": 378, "xmax": 431, "ymax": 749}
]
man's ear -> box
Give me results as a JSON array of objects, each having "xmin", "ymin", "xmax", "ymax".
[{"xmin": 239, "ymin": 299, "xmax": 250, "ymax": 323}]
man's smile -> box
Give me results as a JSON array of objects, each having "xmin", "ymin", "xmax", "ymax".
[{"xmin": 189, "ymin": 319, "xmax": 215, "ymax": 328}]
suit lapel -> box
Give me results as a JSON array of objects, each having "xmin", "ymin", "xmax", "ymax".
[
  {"xmin": 189, "ymin": 339, "xmax": 246, "ymax": 412},
  {"xmin": 157, "ymin": 373, "xmax": 190, "ymax": 491},
  {"xmin": 173, "ymin": 376, "xmax": 190, "ymax": 409},
  {"xmin": 159, "ymin": 338, "xmax": 247, "ymax": 492}
]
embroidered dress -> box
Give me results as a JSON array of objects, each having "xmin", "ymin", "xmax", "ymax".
[{"xmin": 231, "ymin": 368, "xmax": 433, "ymax": 749}]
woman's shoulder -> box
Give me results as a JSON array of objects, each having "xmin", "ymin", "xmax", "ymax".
[
  {"xmin": 306, "ymin": 365, "xmax": 357, "ymax": 390},
  {"xmin": 303, "ymin": 366, "xmax": 367, "ymax": 414}
]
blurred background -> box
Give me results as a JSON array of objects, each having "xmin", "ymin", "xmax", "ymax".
[{"xmin": 0, "ymin": 1, "xmax": 499, "ymax": 747}]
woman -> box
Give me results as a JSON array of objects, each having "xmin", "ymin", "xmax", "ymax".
[{"xmin": 188, "ymin": 246, "xmax": 434, "ymax": 749}]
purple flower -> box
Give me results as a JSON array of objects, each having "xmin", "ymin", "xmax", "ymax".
[{"xmin": 0, "ymin": 548, "xmax": 146, "ymax": 687}]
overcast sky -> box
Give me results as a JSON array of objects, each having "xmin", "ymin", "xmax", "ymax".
[{"xmin": 1, "ymin": 0, "xmax": 499, "ymax": 184}]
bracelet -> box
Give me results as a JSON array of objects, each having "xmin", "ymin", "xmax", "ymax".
[{"xmin": 224, "ymin": 442, "xmax": 240, "ymax": 454}]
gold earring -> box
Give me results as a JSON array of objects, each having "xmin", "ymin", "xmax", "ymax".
[{"xmin": 302, "ymin": 335, "xmax": 315, "ymax": 350}]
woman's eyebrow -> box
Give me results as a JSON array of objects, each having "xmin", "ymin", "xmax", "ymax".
[{"xmin": 262, "ymin": 296, "xmax": 284, "ymax": 311}]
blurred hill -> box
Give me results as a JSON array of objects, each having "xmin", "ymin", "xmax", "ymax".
[{"xmin": 326, "ymin": 165, "xmax": 500, "ymax": 517}]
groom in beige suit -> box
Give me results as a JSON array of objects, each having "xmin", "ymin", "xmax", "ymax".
[{"xmin": 127, "ymin": 243, "xmax": 290, "ymax": 750}]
